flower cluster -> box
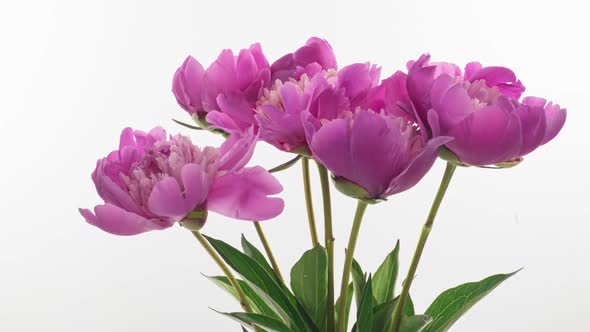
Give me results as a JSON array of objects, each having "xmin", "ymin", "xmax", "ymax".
[
  {"xmin": 171, "ymin": 38, "xmax": 566, "ymax": 201},
  {"xmin": 81, "ymin": 37, "xmax": 566, "ymax": 332}
]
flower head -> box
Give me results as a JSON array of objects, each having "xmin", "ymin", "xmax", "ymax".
[
  {"xmin": 298, "ymin": 68, "xmax": 449, "ymax": 200},
  {"xmin": 305, "ymin": 110, "xmax": 450, "ymax": 200},
  {"xmin": 172, "ymin": 43, "xmax": 271, "ymax": 133},
  {"xmin": 80, "ymin": 127, "xmax": 284, "ymax": 235},
  {"xmin": 255, "ymin": 62, "xmax": 397, "ymax": 154},
  {"xmin": 407, "ymin": 54, "xmax": 565, "ymax": 166}
]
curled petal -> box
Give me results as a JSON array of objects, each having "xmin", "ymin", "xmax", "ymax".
[
  {"xmin": 386, "ymin": 136, "xmax": 452, "ymax": 196},
  {"xmin": 94, "ymin": 173, "xmax": 145, "ymax": 217},
  {"xmin": 293, "ymin": 37, "xmax": 337, "ymax": 70},
  {"xmin": 217, "ymin": 127, "xmax": 257, "ymax": 172},
  {"xmin": 208, "ymin": 166, "xmax": 284, "ymax": 221},
  {"xmin": 148, "ymin": 164, "xmax": 210, "ymax": 220},
  {"xmin": 202, "ymin": 49, "xmax": 239, "ymax": 112},
  {"xmin": 216, "ymin": 92, "xmax": 256, "ymax": 130},
  {"xmin": 206, "ymin": 110, "xmax": 242, "ymax": 134},
  {"xmin": 465, "ymin": 64, "xmax": 525, "ymax": 99},
  {"xmin": 515, "ymin": 100, "xmax": 547, "ymax": 156},
  {"xmin": 539, "ymin": 102, "xmax": 567, "ymax": 145},
  {"xmin": 407, "ymin": 54, "xmax": 437, "ymax": 120},
  {"xmin": 446, "ymin": 106, "xmax": 523, "ymax": 165},
  {"xmin": 256, "ymin": 105, "xmax": 307, "ymax": 152},
  {"xmin": 79, "ymin": 204, "xmax": 172, "ymax": 236},
  {"xmin": 172, "ymin": 56, "xmax": 205, "ymax": 115},
  {"xmin": 337, "ymin": 63, "xmax": 381, "ymax": 108}
]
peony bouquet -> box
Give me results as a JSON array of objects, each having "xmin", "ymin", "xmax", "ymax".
[{"xmin": 80, "ymin": 37, "xmax": 566, "ymax": 332}]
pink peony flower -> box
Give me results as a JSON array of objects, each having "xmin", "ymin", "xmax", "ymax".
[
  {"xmin": 407, "ymin": 54, "xmax": 566, "ymax": 166},
  {"xmin": 80, "ymin": 127, "xmax": 284, "ymax": 235},
  {"xmin": 172, "ymin": 43, "xmax": 271, "ymax": 132},
  {"xmin": 255, "ymin": 61, "xmax": 414, "ymax": 154},
  {"xmin": 172, "ymin": 37, "xmax": 339, "ymax": 136},
  {"xmin": 295, "ymin": 67, "xmax": 449, "ymax": 200},
  {"xmin": 304, "ymin": 110, "xmax": 451, "ymax": 200}
]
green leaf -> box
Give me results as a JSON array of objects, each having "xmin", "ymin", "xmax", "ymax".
[
  {"xmin": 290, "ymin": 246, "xmax": 328, "ymax": 331},
  {"xmin": 215, "ymin": 310, "xmax": 294, "ymax": 332},
  {"xmin": 372, "ymin": 299, "xmax": 396, "ymax": 332},
  {"xmin": 206, "ymin": 275, "xmax": 280, "ymax": 320},
  {"xmin": 204, "ymin": 235, "xmax": 318, "ymax": 332},
  {"xmin": 423, "ymin": 270, "xmax": 519, "ymax": 332},
  {"xmin": 334, "ymin": 282, "xmax": 354, "ymax": 332},
  {"xmin": 356, "ymin": 275, "xmax": 373, "ymax": 332},
  {"xmin": 268, "ymin": 155, "xmax": 302, "ymax": 173},
  {"xmin": 400, "ymin": 315, "xmax": 432, "ymax": 332},
  {"xmin": 172, "ymin": 118, "xmax": 203, "ymax": 130},
  {"xmin": 352, "ymin": 258, "xmax": 367, "ymax": 307},
  {"xmin": 372, "ymin": 241, "xmax": 400, "ymax": 305},
  {"xmin": 404, "ymin": 295, "xmax": 415, "ymax": 316},
  {"xmin": 241, "ymin": 235, "xmax": 278, "ymax": 281}
]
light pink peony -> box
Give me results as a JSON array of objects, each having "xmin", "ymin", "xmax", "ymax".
[{"xmin": 80, "ymin": 127, "xmax": 284, "ymax": 235}]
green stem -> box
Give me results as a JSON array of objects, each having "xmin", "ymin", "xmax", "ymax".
[
  {"xmin": 253, "ymin": 222, "xmax": 285, "ymax": 283},
  {"xmin": 191, "ymin": 231, "xmax": 253, "ymax": 314},
  {"xmin": 317, "ymin": 163, "xmax": 335, "ymax": 332},
  {"xmin": 302, "ymin": 157, "xmax": 320, "ymax": 247},
  {"xmin": 337, "ymin": 200, "xmax": 369, "ymax": 332},
  {"xmin": 389, "ymin": 162, "xmax": 457, "ymax": 332}
]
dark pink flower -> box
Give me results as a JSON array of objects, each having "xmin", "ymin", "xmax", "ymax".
[
  {"xmin": 172, "ymin": 43, "xmax": 271, "ymax": 132},
  {"xmin": 255, "ymin": 62, "xmax": 400, "ymax": 153},
  {"xmin": 80, "ymin": 127, "xmax": 284, "ymax": 235},
  {"xmin": 407, "ymin": 54, "xmax": 565, "ymax": 166},
  {"xmin": 304, "ymin": 110, "xmax": 450, "ymax": 200},
  {"xmin": 293, "ymin": 67, "xmax": 449, "ymax": 200}
]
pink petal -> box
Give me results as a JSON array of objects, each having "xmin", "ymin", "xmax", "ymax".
[
  {"xmin": 446, "ymin": 106, "xmax": 523, "ymax": 165},
  {"xmin": 208, "ymin": 166, "xmax": 284, "ymax": 221},
  {"xmin": 217, "ymin": 127, "xmax": 257, "ymax": 172},
  {"xmin": 216, "ymin": 92, "xmax": 256, "ymax": 129},
  {"xmin": 386, "ymin": 136, "xmax": 452, "ymax": 196},
  {"xmin": 202, "ymin": 49, "xmax": 238, "ymax": 112},
  {"xmin": 79, "ymin": 204, "xmax": 171, "ymax": 236},
  {"xmin": 148, "ymin": 164, "xmax": 209, "ymax": 220},
  {"xmin": 94, "ymin": 174, "xmax": 145, "ymax": 217},
  {"xmin": 541, "ymin": 103, "xmax": 566, "ymax": 145},
  {"xmin": 256, "ymin": 105, "xmax": 307, "ymax": 152},
  {"xmin": 206, "ymin": 110, "xmax": 242, "ymax": 134},
  {"xmin": 172, "ymin": 56, "xmax": 205, "ymax": 115}
]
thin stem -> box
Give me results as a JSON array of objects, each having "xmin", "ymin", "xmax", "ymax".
[
  {"xmin": 317, "ymin": 163, "xmax": 335, "ymax": 332},
  {"xmin": 191, "ymin": 231, "xmax": 253, "ymax": 314},
  {"xmin": 337, "ymin": 200, "xmax": 369, "ymax": 332},
  {"xmin": 302, "ymin": 157, "xmax": 320, "ymax": 247},
  {"xmin": 389, "ymin": 162, "xmax": 457, "ymax": 332},
  {"xmin": 253, "ymin": 222, "xmax": 285, "ymax": 283}
]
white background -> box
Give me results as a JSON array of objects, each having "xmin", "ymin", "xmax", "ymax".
[{"xmin": 1, "ymin": 1, "xmax": 588, "ymax": 331}]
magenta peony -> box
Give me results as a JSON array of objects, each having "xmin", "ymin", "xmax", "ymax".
[{"xmin": 407, "ymin": 54, "xmax": 566, "ymax": 166}]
